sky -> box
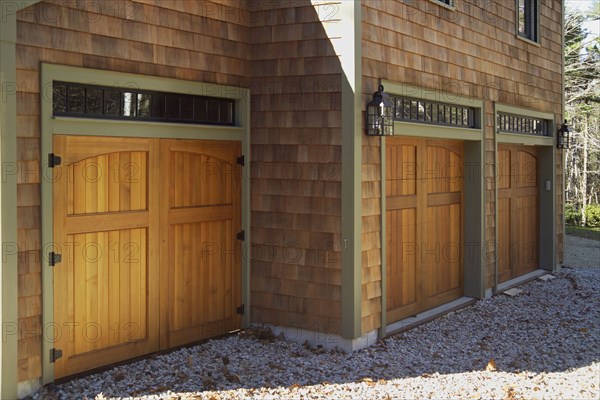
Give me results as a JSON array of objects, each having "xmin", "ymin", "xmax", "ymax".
[{"xmin": 566, "ymin": 0, "xmax": 600, "ymax": 38}]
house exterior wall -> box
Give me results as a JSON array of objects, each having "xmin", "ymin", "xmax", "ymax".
[{"xmin": 361, "ymin": 0, "xmax": 564, "ymax": 335}]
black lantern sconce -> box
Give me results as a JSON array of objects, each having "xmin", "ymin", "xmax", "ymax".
[
  {"xmin": 557, "ymin": 119, "xmax": 570, "ymax": 149},
  {"xmin": 366, "ymin": 84, "xmax": 395, "ymax": 136}
]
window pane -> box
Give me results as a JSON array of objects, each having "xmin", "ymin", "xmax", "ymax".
[
  {"xmin": 220, "ymin": 101, "xmax": 233, "ymax": 124},
  {"xmin": 53, "ymin": 84, "xmax": 67, "ymax": 113},
  {"xmin": 181, "ymin": 96, "xmax": 194, "ymax": 120},
  {"xmin": 166, "ymin": 95, "xmax": 180, "ymax": 119},
  {"xmin": 137, "ymin": 93, "xmax": 151, "ymax": 117},
  {"xmin": 518, "ymin": 0, "xmax": 526, "ymax": 35},
  {"xmin": 104, "ymin": 91, "xmax": 120, "ymax": 116},
  {"xmin": 67, "ymin": 86, "xmax": 85, "ymax": 113},
  {"xmin": 122, "ymin": 92, "xmax": 136, "ymax": 117},
  {"xmin": 194, "ymin": 98, "xmax": 207, "ymax": 121},
  {"xmin": 152, "ymin": 95, "xmax": 166, "ymax": 119},
  {"xmin": 207, "ymin": 99, "xmax": 220, "ymax": 123},
  {"xmin": 86, "ymin": 88, "xmax": 103, "ymax": 114}
]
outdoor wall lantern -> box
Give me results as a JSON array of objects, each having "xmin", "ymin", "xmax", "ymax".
[
  {"xmin": 557, "ymin": 119, "xmax": 570, "ymax": 149},
  {"xmin": 366, "ymin": 84, "xmax": 395, "ymax": 136}
]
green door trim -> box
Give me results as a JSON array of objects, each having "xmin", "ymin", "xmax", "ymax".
[
  {"xmin": 40, "ymin": 63, "xmax": 251, "ymax": 384},
  {"xmin": 0, "ymin": 11, "xmax": 19, "ymax": 400}
]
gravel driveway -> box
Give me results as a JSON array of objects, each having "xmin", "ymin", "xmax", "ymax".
[{"xmin": 32, "ymin": 235, "xmax": 599, "ymax": 400}]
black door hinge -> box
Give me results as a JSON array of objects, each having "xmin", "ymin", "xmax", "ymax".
[
  {"xmin": 49, "ymin": 348, "xmax": 63, "ymax": 363},
  {"xmin": 236, "ymin": 304, "xmax": 245, "ymax": 316},
  {"xmin": 49, "ymin": 252, "xmax": 62, "ymax": 267},
  {"xmin": 236, "ymin": 155, "xmax": 245, "ymax": 166},
  {"xmin": 48, "ymin": 153, "xmax": 62, "ymax": 168},
  {"xmin": 236, "ymin": 230, "xmax": 245, "ymax": 241}
]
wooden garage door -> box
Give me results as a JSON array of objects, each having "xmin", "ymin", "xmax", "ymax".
[
  {"xmin": 497, "ymin": 144, "xmax": 539, "ymax": 282},
  {"xmin": 53, "ymin": 136, "xmax": 241, "ymax": 378},
  {"xmin": 386, "ymin": 138, "xmax": 464, "ymax": 323},
  {"xmin": 159, "ymin": 139, "xmax": 242, "ymax": 348},
  {"xmin": 52, "ymin": 136, "xmax": 160, "ymax": 378}
]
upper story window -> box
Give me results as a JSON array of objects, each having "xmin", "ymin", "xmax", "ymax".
[
  {"xmin": 52, "ymin": 82, "xmax": 235, "ymax": 126},
  {"xmin": 436, "ymin": 0, "xmax": 452, "ymax": 5},
  {"xmin": 517, "ymin": 0, "xmax": 538, "ymax": 42}
]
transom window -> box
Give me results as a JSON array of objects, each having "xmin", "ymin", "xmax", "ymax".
[
  {"xmin": 393, "ymin": 96, "xmax": 477, "ymax": 128},
  {"xmin": 517, "ymin": 0, "xmax": 538, "ymax": 42},
  {"xmin": 52, "ymin": 82, "xmax": 235, "ymax": 126},
  {"xmin": 497, "ymin": 112, "xmax": 548, "ymax": 136}
]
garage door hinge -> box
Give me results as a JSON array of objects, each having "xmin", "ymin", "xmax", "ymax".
[
  {"xmin": 236, "ymin": 155, "xmax": 245, "ymax": 166},
  {"xmin": 48, "ymin": 153, "xmax": 62, "ymax": 168},
  {"xmin": 236, "ymin": 230, "xmax": 245, "ymax": 241},
  {"xmin": 49, "ymin": 348, "xmax": 62, "ymax": 363},
  {"xmin": 49, "ymin": 252, "xmax": 62, "ymax": 266},
  {"xmin": 236, "ymin": 304, "xmax": 245, "ymax": 315}
]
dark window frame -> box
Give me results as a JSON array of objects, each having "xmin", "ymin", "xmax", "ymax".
[
  {"xmin": 496, "ymin": 112, "xmax": 548, "ymax": 136},
  {"xmin": 52, "ymin": 81, "xmax": 236, "ymax": 126},
  {"xmin": 517, "ymin": 0, "xmax": 539, "ymax": 42},
  {"xmin": 392, "ymin": 96, "xmax": 478, "ymax": 129}
]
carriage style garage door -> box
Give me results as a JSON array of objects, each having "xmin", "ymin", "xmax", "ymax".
[
  {"xmin": 497, "ymin": 144, "xmax": 539, "ymax": 283},
  {"xmin": 52, "ymin": 135, "xmax": 241, "ymax": 378},
  {"xmin": 386, "ymin": 137, "xmax": 464, "ymax": 323}
]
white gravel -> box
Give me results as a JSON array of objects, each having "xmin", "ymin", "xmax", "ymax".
[{"xmin": 32, "ymin": 235, "xmax": 600, "ymax": 400}]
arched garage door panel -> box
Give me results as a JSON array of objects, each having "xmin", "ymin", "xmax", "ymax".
[
  {"xmin": 52, "ymin": 136, "xmax": 160, "ymax": 379},
  {"xmin": 53, "ymin": 136, "xmax": 241, "ymax": 378},
  {"xmin": 386, "ymin": 137, "xmax": 464, "ymax": 323},
  {"xmin": 497, "ymin": 144, "xmax": 539, "ymax": 282},
  {"xmin": 159, "ymin": 140, "xmax": 242, "ymax": 348}
]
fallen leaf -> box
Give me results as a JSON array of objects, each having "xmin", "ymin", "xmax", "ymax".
[{"xmin": 486, "ymin": 358, "xmax": 497, "ymax": 372}]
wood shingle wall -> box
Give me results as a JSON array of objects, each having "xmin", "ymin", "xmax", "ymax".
[
  {"xmin": 248, "ymin": 0, "xmax": 343, "ymax": 336},
  {"xmin": 361, "ymin": 0, "xmax": 564, "ymax": 334}
]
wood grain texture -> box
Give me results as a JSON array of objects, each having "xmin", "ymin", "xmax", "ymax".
[
  {"xmin": 386, "ymin": 137, "xmax": 464, "ymax": 323},
  {"xmin": 52, "ymin": 135, "xmax": 159, "ymax": 378},
  {"xmin": 159, "ymin": 139, "xmax": 242, "ymax": 349},
  {"xmin": 497, "ymin": 144, "xmax": 539, "ymax": 282}
]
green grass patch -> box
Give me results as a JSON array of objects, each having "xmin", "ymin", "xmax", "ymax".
[{"xmin": 566, "ymin": 225, "xmax": 600, "ymax": 241}]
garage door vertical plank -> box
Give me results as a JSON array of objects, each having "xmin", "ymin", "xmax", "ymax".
[
  {"xmin": 416, "ymin": 139, "xmax": 427, "ymax": 310},
  {"xmin": 147, "ymin": 139, "xmax": 160, "ymax": 348},
  {"xmin": 108, "ymin": 229, "xmax": 120, "ymax": 346},
  {"xmin": 158, "ymin": 140, "xmax": 171, "ymax": 349},
  {"xmin": 108, "ymin": 153, "xmax": 119, "ymax": 213},
  {"xmin": 128, "ymin": 228, "xmax": 140, "ymax": 341},
  {"xmin": 96, "ymin": 231, "xmax": 109, "ymax": 350},
  {"xmin": 119, "ymin": 228, "xmax": 131, "ymax": 344}
]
